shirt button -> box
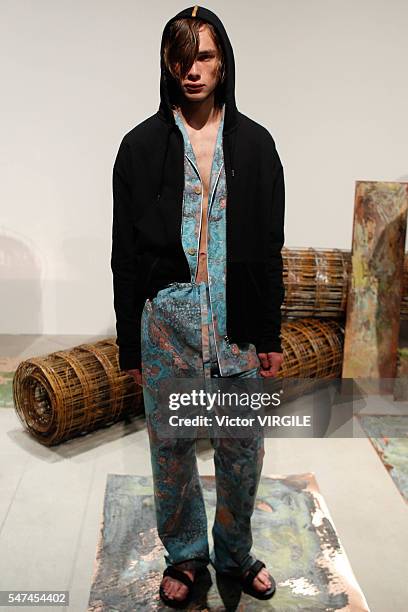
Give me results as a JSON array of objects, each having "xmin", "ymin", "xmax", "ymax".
[
  {"xmin": 194, "ymin": 185, "xmax": 201, "ymax": 194},
  {"xmin": 187, "ymin": 247, "xmax": 196, "ymax": 255}
]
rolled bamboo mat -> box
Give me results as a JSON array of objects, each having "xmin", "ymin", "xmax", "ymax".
[
  {"xmin": 280, "ymin": 318, "xmax": 344, "ymax": 378},
  {"xmin": 282, "ymin": 247, "xmax": 408, "ymax": 318},
  {"xmin": 12, "ymin": 338, "xmax": 142, "ymax": 447},
  {"xmin": 275, "ymin": 317, "xmax": 344, "ymax": 399},
  {"xmin": 13, "ymin": 319, "xmax": 344, "ymax": 446},
  {"xmin": 282, "ymin": 247, "xmax": 350, "ymax": 318}
]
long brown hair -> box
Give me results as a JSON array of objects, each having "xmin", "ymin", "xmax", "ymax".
[{"xmin": 162, "ymin": 18, "xmax": 226, "ymax": 108}]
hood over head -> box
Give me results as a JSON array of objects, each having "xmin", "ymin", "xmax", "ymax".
[{"xmin": 158, "ymin": 5, "xmax": 238, "ymax": 134}]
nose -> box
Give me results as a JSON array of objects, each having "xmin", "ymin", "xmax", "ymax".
[{"xmin": 187, "ymin": 61, "xmax": 200, "ymax": 80}]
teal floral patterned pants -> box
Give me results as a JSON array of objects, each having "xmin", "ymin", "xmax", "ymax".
[{"xmin": 142, "ymin": 282, "xmax": 265, "ymax": 575}]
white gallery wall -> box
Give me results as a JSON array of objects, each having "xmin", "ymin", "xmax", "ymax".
[{"xmin": 1, "ymin": 0, "xmax": 408, "ymax": 336}]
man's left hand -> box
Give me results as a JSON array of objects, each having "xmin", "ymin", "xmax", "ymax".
[{"xmin": 258, "ymin": 352, "xmax": 283, "ymax": 377}]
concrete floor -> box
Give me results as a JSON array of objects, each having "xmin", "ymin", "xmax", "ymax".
[{"xmin": 0, "ymin": 335, "xmax": 407, "ymax": 611}]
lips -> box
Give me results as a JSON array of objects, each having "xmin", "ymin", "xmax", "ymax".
[{"xmin": 185, "ymin": 84, "xmax": 204, "ymax": 90}]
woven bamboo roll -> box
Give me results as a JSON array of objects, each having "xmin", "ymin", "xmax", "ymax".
[
  {"xmin": 280, "ymin": 318, "xmax": 344, "ymax": 377},
  {"xmin": 13, "ymin": 319, "xmax": 343, "ymax": 446},
  {"xmin": 274, "ymin": 317, "xmax": 344, "ymax": 398},
  {"xmin": 282, "ymin": 247, "xmax": 408, "ymax": 318},
  {"xmin": 12, "ymin": 338, "xmax": 142, "ymax": 446},
  {"xmin": 282, "ymin": 247, "xmax": 351, "ymax": 317}
]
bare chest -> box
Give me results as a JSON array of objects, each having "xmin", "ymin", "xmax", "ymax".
[{"xmin": 186, "ymin": 124, "xmax": 219, "ymax": 199}]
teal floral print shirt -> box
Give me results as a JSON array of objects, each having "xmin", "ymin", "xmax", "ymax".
[{"xmin": 141, "ymin": 103, "xmax": 259, "ymax": 394}]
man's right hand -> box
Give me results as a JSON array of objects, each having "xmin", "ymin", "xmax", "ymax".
[{"xmin": 124, "ymin": 368, "xmax": 142, "ymax": 386}]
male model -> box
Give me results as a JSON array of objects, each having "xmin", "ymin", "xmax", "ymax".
[{"xmin": 111, "ymin": 5, "xmax": 285, "ymax": 607}]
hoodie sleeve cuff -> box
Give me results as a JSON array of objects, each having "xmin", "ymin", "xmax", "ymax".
[
  {"xmin": 118, "ymin": 348, "xmax": 142, "ymax": 372},
  {"xmin": 255, "ymin": 338, "xmax": 283, "ymax": 355}
]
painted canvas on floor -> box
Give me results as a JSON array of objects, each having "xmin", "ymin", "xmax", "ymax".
[
  {"xmin": 357, "ymin": 415, "xmax": 408, "ymax": 504},
  {"xmin": 0, "ymin": 357, "xmax": 19, "ymax": 408},
  {"xmin": 88, "ymin": 473, "xmax": 370, "ymax": 611}
]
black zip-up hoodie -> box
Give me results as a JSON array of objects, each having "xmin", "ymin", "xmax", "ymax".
[{"xmin": 111, "ymin": 5, "xmax": 285, "ymax": 371}]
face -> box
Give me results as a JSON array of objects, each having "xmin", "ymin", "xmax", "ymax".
[{"xmin": 177, "ymin": 25, "xmax": 222, "ymax": 103}]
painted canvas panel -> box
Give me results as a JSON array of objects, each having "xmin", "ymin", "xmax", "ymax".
[
  {"xmin": 342, "ymin": 181, "xmax": 408, "ymax": 380},
  {"xmin": 394, "ymin": 347, "xmax": 408, "ymax": 400}
]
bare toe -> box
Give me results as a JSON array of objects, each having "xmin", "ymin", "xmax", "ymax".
[
  {"xmin": 161, "ymin": 569, "xmax": 195, "ymax": 601},
  {"xmin": 245, "ymin": 566, "xmax": 272, "ymax": 591},
  {"xmin": 173, "ymin": 582, "xmax": 188, "ymax": 601}
]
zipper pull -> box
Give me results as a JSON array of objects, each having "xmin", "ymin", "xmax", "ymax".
[{"xmin": 231, "ymin": 169, "xmax": 235, "ymax": 177}]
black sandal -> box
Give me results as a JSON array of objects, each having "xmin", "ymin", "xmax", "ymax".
[
  {"xmin": 239, "ymin": 559, "xmax": 276, "ymax": 600},
  {"xmin": 159, "ymin": 565, "xmax": 195, "ymax": 609}
]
